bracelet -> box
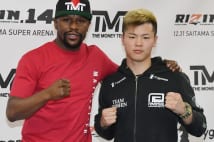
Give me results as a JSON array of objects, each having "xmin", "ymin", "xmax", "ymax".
[{"xmin": 179, "ymin": 102, "xmax": 192, "ymax": 119}]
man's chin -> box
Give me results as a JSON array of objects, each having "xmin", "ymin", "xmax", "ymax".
[
  {"xmin": 68, "ymin": 46, "xmax": 80, "ymax": 50},
  {"xmin": 63, "ymin": 36, "xmax": 83, "ymax": 50},
  {"xmin": 64, "ymin": 42, "xmax": 82, "ymax": 50}
]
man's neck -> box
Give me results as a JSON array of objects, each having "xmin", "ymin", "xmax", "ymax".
[{"xmin": 126, "ymin": 58, "xmax": 151, "ymax": 75}]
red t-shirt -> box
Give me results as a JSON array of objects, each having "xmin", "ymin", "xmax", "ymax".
[{"xmin": 10, "ymin": 41, "xmax": 118, "ymax": 142}]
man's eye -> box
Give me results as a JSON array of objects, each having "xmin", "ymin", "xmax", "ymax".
[
  {"xmin": 62, "ymin": 18, "xmax": 70, "ymax": 22},
  {"xmin": 76, "ymin": 19, "xmax": 87, "ymax": 24},
  {"xmin": 128, "ymin": 36, "xmax": 135, "ymax": 39},
  {"xmin": 143, "ymin": 37, "xmax": 150, "ymax": 39}
]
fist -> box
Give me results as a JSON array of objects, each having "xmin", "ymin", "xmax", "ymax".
[
  {"xmin": 45, "ymin": 79, "xmax": 71, "ymax": 100},
  {"xmin": 100, "ymin": 107, "xmax": 117, "ymax": 128}
]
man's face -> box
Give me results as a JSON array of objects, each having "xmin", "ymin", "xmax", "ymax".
[
  {"xmin": 54, "ymin": 15, "xmax": 90, "ymax": 50},
  {"xmin": 122, "ymin": 23, "xmax": 157, "ymax": 63}
]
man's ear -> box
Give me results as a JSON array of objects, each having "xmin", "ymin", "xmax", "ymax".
[
  {"xmin": 153, "ymin": 35, "xmax": 158, "ymax": 47},
  {"xmin": 53, "ymin": 19, "xmax": 58, "ymax": 30},
  {"xmin": 121, "ymin": 34, "xmax": 125, "ymax": 46}
]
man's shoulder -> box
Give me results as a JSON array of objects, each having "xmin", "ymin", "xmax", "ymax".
[
  {"xmin": 165, "ymin": 71, "xmax": 190, "ymax": 85},
  {"xmin": 102, "ymin": 70, "xmax": 122, "ymax": 83},
  {"xmin": 20, "ymin": 41, "xmax": 53, "ymax": 61},
  {"xmin": 28, "ymin": 41, "xmax": 54, "ymax": 52},
  {"xmin": 87, "ymin": 44, "xmax": 102, "ymax": 52}
]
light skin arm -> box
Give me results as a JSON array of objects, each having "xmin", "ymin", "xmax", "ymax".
[
  {"xmin": 100, "ymin": 107, "xmax": 117, "ymax": 128},
  {"xmin": 165, "ymin": 92, "xmax": 193, "ymax": 125},
  {"xmin": 6, "ymin": 79, "xmax": 71, "ymax": 122}
]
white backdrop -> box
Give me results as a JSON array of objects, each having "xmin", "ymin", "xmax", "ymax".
[{"xmin": 0, "ymin": 0, "xmax": 214, "ymax": 141}]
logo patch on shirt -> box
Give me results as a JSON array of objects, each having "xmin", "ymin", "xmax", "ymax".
[
  {"xmin": 110, "ymin": 77, "xmax": 126, "ymax": 88},
  {"xmin": 112, "ymin": 98, "xmax": 128, "ymax": 108},
  {"xmin": 149, "ymin": 74, "xmax": 168, "ymax": 81},
  {"xmin": 148, "ymin": 93, "xmax": 165, "ymax": 107}
]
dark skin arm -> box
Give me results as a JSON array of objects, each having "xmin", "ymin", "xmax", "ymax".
[
  {"xmin": 6, "ymin": 79, "xmax": 71, "ymax": 122},
  {"xmin": 164, "ymin": 59, "xmax": 182, "ymax": 72}
]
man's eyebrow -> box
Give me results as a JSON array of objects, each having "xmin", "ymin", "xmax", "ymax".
[{"xmin": 126, "ymin": 33, "xmax": 150, "ymax": 36}]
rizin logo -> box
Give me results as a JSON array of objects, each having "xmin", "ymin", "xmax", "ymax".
[
  {"xmin": 65, "ymin": 1, "xmax": 86, "ymax": 11},
  {"xmin": 175, "ymin": 14, "xmax": 214, "ymax": 25},
  {"xmin": 148, "ymin": 93, "xmax": 165, "ymax": 107}
]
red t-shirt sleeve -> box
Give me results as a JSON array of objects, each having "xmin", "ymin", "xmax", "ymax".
[{"xmin": 10, "ymin": 54, "xmax": 38, "ymax": 98}]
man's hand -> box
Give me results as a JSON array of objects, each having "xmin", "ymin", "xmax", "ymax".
[
  {"xmin": 164, "ymin": 59, "xmax": 182, "ymax": 72},
  {"xmin": 45, "ymin": 79, "xmax": 71, "ymax": 100},
  {"xmin": 165, "ymin": 92, "xmax": 193, "ymax": 124},
  {"xmin": 165, "ymin": 92, "xmax": 185, "ymax": 115},
  {"xmin": 100, "ymin": 107, "xmax": 117, "ymax": 128}
]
